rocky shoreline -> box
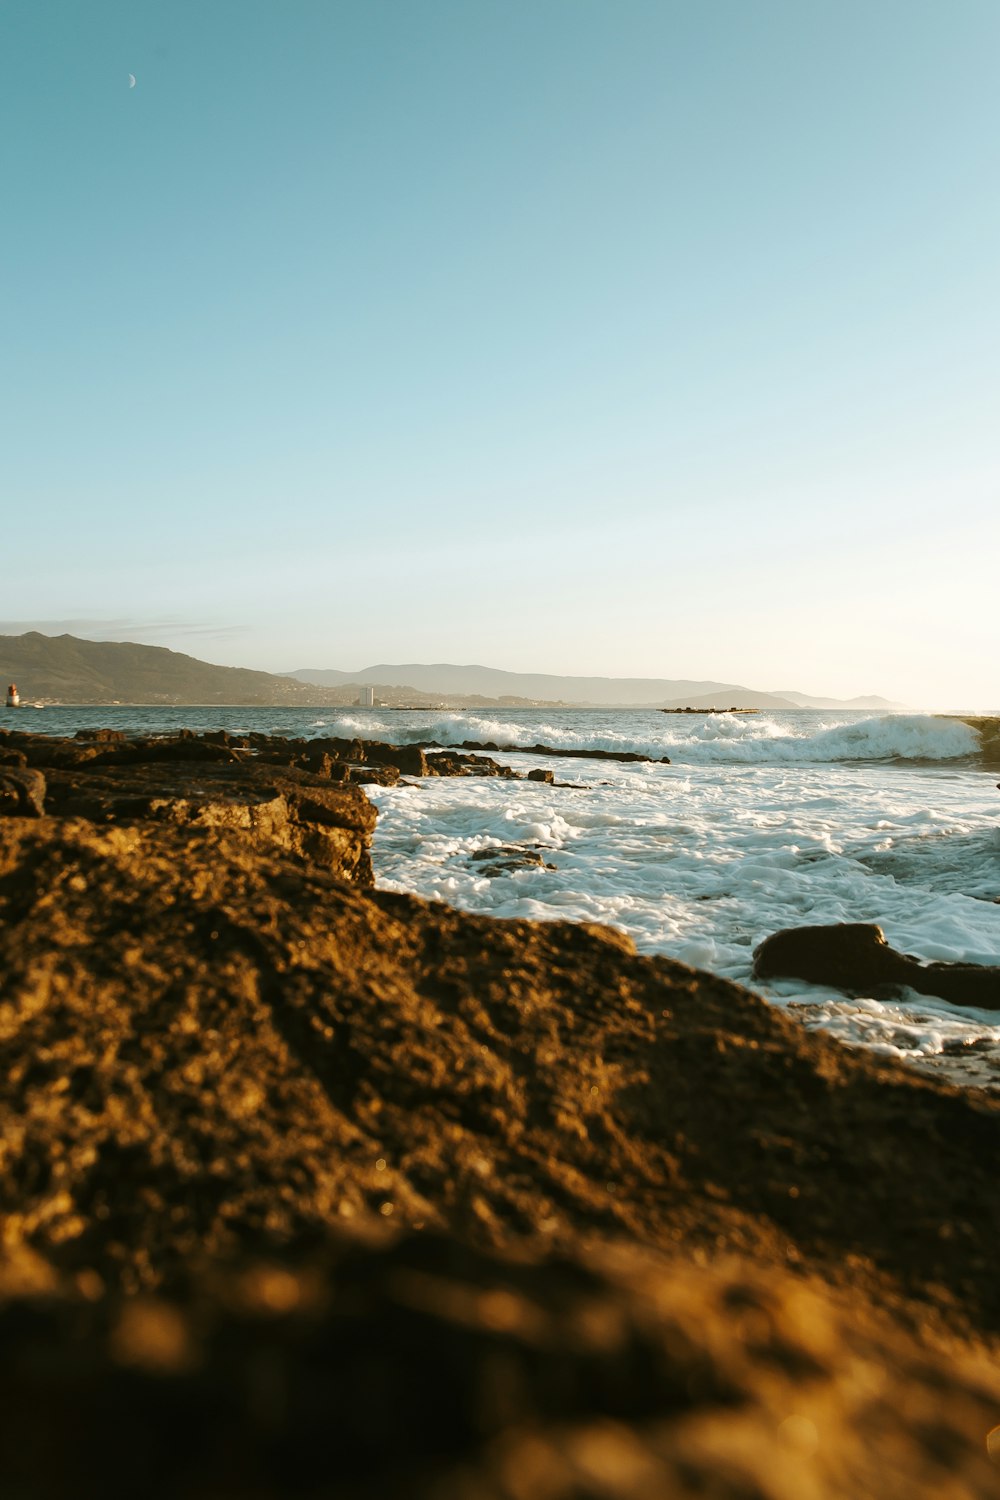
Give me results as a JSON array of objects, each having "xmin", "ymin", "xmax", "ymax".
[{"xmin": 3, "ymin": 728, "xmax": 1000, "ymax": 1497}]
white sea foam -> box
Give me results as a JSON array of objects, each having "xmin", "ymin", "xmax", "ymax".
[
  {"xmin": 319, "ymin": 709, "xmax": 981, "ymax": 767},
  {"xmin": 365, "ymin": 737, "xmax": 1000, "ymax": 1090}
]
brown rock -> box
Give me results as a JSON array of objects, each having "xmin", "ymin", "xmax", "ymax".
[
  {"xmin": 3, "ymin": 738, "xmax": 1000, "ymax": 1498},
  {"xmin": 363, "ymin": 741, "xmax": 429, "ymax": 776},
  {"xmin": 3, "ymin": 1231, "xmax": 1000, "ymax": 1500},
  {"xmin": 3, "ymin": 806, "xmax": 1000, "ymax": 1338},
  {"xmin": 0, "ymin": 767, "xmax": 46, "ymax": 817},
  {"xmin": 470, "ymin": 844, "xmax": 557, "ymax": 875},
  {"xmin": 426, "ymin": 750, "xmax": 521, "ymax": 778},
  {"xmin": 753, "ymin": 922, "xmax": 1000, "ymax": 1008},
  {"xmin": 455, "ymin": 739, "xmax": 671, "ymax": 764},
  {"xmin": 1, "ymin": 730, "xmax": 240, "ymax": 769},
  {"xmin": 41, "ymin": 760, "xmax": 376, "ymax": 884}
]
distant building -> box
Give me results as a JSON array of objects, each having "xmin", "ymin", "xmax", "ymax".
[{"xmin": 357, "ymin": 686, "xmax": 375, "ymax": 708}]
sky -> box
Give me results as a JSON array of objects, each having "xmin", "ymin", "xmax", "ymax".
[{"xmin": 1, "ymin": 0, "xmax": 997, "ymax": 708}]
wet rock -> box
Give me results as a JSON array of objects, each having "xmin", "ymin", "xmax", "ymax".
[
  {"xmin": 306, "ymin": 735, "xmax": 366, "ymax": 761},
  {"xmin": 363, "ymin": 742, "xmax": 429, "ymax": 777},
  {"xmin": 753, "ymin": 922, "xmax": 1000, "ymax": 1008},
  {"xmin": 528, "ymin": 767, "xmax": 555, "ymax": 783},
  {"xmin": 161, "ymin": 732, "xmax": 557, "ymax": 785},
  {"xmin": 454, "ymin": 738, "xmax": 670, "ymax": 765},
  {"xmin": 469, "ymin": 843, "xmax": 557, "ymax": 875},
  {"xmin": 344, "ymin": 763, "xmax": 401, "ymax": 787},
  {"xmin": 426, "ymin": 750, "xmax": 520, "ymax": 779}
]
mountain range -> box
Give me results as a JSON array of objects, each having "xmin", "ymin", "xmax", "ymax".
[
  {"xmin": 290, "ymin": 662, "xmax": 903, "ymax": 711},
  {"xmin": 0, "ymin": 632, "xmax": 904, "ymax": 710}
]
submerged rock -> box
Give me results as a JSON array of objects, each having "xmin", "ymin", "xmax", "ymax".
[
  {"xmin": 469, "ymin": 843, "xmax": 558, "ymax": 875},
  {"xmin": 753, "ymin": 922, "xmax": 1000, "ymax": 1008},
  {"xmin": 452, "ymin": 738, "xmax": 671, "ymax": 764}
]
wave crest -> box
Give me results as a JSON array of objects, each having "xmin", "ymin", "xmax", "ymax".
[{"xmin": 317, "ymin": 712, "xmax": 980, "ymax": 766}]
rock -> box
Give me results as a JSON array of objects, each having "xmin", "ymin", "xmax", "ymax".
[
  {"xmin": 0, "ymin": 767, "xmax": 46, "ymax": 818},
  {"xmin": 112, "ymin": 737, "xmax": 242, "ymax": 765},
  {"xmin": 344, "ymin": 764, "xmax": 401, "ymax": 787},
  {"xmin": 63, "ymin": 731, "xmax": 563, "ymax": 787},
  {"xmin": 305, "ymin": 735, "xmax": 366, "ymax": 761},
  {"xmin": 455, "ymin": 739, "xmax": 670, "ymax": 764},
  {"xmin": 5, "ymin": 798, "xmax": 1000, "ymax": 1334},
  {"xmin": 4, "ymin": 734, "xmax": 1000, "ymax": 1497},
  {"xmin": 41, "ymin": 760, "xmax": 376, "ymax": 884},
  {"xmin": 469, "ymin": 843, "xmax": 557, "ymax": 875},
  {"xmin": 1, "ymin": 731, "xmax": 239, "ymax": 769},
  {"xmin": 753, "ymin": 922, "xmax": 1000, "ymax": 1008},
  {"xmin": 0, "ymin": 734, "xmax": 105, "ymax": 768},
  {"xmin": 426, "ymin": 750, "xmax": 521, "ymax": 779},
  {"xmin": 528, "ymin": 767, "xmax": 555, "ymax": 783},
  {"xmin": 3, "ymin": 1230, "xmax": 1000, "ymax": 1500},
  {"xmin": 363, "ymin": 742, "xmax": 430, "ymax": 777}
]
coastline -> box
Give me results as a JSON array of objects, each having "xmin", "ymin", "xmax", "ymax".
[{"xmin": 3, "ymin": 727, "xmax": 1000, "ymax": 1495}]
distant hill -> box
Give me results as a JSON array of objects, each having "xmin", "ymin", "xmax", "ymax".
[
  {"xmin": 0, "ymin": 634, "xmax": 906, "ymax": 711},
  {"xmin": 0, "ymin": 634, "xmax": 572, "ymax": 709},
  {"xmin": 771, "ymin": 690, "xmax": 907, "ymax": 711},
  {"xmin": 0, "ymin": 633, "xmax": 326, "ymax": 706},
  {"xmin": 290, "ymin": 662, "xmax": 804, "ymax": 708}
]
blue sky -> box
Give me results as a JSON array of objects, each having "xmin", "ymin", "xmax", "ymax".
[{"xmin": 2, "ymin": 0, "xmax": 997, "ymax": 705}]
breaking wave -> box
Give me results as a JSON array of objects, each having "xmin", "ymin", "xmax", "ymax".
[{"xmin": 329, "ymin": 711, "xmax": 980, "ymax": 767}]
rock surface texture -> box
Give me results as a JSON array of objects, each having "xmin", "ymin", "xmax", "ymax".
[{"xmin": 2, "ymin": 732, "xmax": 1000, "ymax": 1497}]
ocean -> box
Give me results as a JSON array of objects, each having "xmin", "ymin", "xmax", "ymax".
[{"xmin": 14, "ymin": 704, "xmax": 1000, "ymax": 1090}]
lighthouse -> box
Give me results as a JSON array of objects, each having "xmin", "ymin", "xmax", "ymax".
[{"xmin": 5, "ymin": 683, "xmax": 21, "ymax": 708}]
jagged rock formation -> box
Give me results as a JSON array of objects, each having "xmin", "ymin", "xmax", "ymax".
[
  {"xmin": 0, "ymin": 730, "xmax": 377, "ymax": 884},
  {"xmin": 3, "ymin": 733, "xmax": 1000, "ymax": 1497},
  {"xmin": 753, "ymin": 922, "xmax": 1000, "ymax": 1009}
]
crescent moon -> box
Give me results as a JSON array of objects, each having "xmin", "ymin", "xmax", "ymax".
[{"xmin": 128, "ymin": 73, "xmax": 136, "ymax": 88}]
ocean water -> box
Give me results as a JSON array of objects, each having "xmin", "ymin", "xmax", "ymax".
[{"xmin": 12, "ymin": 705, "xmax": 1000, "ymax": 1090}]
